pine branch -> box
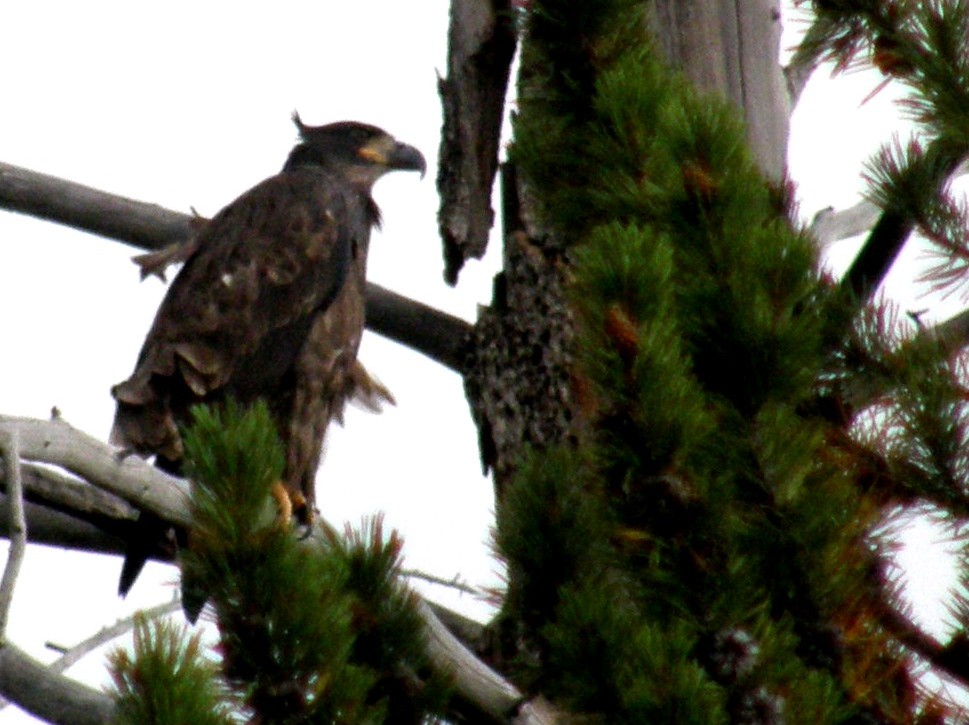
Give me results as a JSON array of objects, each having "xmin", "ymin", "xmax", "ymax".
[
  {"xmin": 0, "ymin": 598, "xmax": 181, "ymax": 714},
  {"xmin": 841, "ymin": 148, "xmax": 961, "ymax": 305},
  {"xmin": 807, "ymin": 1, "xmax": 969, "ymax": 306},
  {"xmin": 0, "ymin": 413, "xmax": 569, "ymax": 723},
  {"xmin": 877, "ymin": 594, "xmax": 969, "ymax": 686},
  {"xmin": 0, "ymin": 161, "xmax": 472, "ymax": 373}
]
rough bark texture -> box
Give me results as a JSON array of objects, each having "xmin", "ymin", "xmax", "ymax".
[
  {"xmin": 462, "ymin": 227, "xmax": 576, "ymax": 491},
  {"xmin": 436, "ymin": 0, "xmax": 518, "ymax": 285},
  {"xmin": 650, "ymin": 0, "xmax": 789, "ymax": 179}
]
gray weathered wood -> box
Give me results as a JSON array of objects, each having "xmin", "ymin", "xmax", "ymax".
[{"xmin": 650, "ymin": 0, "xmax": 789, "ymax": 179}]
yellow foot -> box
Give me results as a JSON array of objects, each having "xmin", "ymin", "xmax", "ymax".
[
  {"xmin": 270, "ymin": 483, "xmax": 313, "ymax": 529},
  {"xmin": 271, "ymin": 481, "xmax": 292, "ymax": 529}
]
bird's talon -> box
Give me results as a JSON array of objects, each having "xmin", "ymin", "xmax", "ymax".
[{"xmin": 290, "ymin": 491, "xmax": 312, "ymax": 524}]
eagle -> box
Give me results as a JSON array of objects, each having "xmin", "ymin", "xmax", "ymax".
[{"xmin": 110, "ymin": 114, "xmax": 426, "ymax": 600}]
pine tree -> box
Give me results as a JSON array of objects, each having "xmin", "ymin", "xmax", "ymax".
[
  {"xmin": 5, "ymin": 1, "xmax": 969, "ymax": 723},
  {"xmin": 491, "ymin": 0, "xmax": 969, "ymax": 722},
  {"xmin": 111, "ymin": 2, "xmax": 969, "ymax": 720}
]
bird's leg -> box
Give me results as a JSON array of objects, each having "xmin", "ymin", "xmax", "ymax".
[
  {"xmin": 269, "ymin": 483, "xmax": 312, "ymax": 531},
  {"xmin": 270, "ymin": 481, "xmax": 293, "ymax": 529}
]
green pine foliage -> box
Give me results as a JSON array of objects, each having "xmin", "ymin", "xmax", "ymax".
[
  {"xmin": 110, "ymin": 402, "xmax": 449, "ymax": 723},
  {"xmin": 497, "ymin": 0, "xmax": 969, "ymax": 722},
  {"xmin": 108, "ymin": 615, "xmax": 237, "ymax": 725}
]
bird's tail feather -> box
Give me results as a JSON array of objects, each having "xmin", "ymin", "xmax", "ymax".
[
  {"xmin": 117, "ymin": 455, "xmax": 182, "ymax": 598},
  {"xmin": 117, "ymin": 511, "xmax": 172, "ymax": 596}
]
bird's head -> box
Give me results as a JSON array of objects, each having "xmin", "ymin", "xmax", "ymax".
[{"xmin": 285, "ymin": 112, "xmax": 426, "ymax": 189}]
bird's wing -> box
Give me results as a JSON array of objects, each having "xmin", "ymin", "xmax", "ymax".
[{"xmin": 111, "ymin": 168, "xmax": 358, "ymax": 458}]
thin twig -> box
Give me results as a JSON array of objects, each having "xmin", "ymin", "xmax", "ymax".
[
  {"xmin": 0, "ymin": 429, "xmax": 26, "ymax": 638},
  {"xmin": 45, "ymin": 597, "xmax": 182, "ymax": 674},
  {"xmin": 402, "ymin": 567, "xmax": 483, "ymax": 597}
]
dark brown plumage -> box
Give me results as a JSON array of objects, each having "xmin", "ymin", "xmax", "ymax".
[{"xmin": 111, "ymin": 114, "xmax": 425, "ymax": 600}]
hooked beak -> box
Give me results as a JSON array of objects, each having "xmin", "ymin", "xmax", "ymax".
[{"xmin": 386, "ymin": 142, "xmax": 427, "ymax": 179}]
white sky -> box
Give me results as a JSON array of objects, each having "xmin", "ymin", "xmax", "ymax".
[{"xmin": 0, "ymin": 2, "xmax": 963, "ymax": 722}]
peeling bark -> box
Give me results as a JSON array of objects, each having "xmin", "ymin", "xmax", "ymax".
[{"xmin": 437, "ymin": 0, "xmax": 518, "ymax": 284}]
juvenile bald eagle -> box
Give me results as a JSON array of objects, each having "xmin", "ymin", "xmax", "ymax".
[{"xmin": 111, "ymin": 115, "xmax": 425, "ymax": 597}]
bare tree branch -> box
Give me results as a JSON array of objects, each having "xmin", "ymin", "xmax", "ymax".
[
  {"xmin": 0, "ymin": 161, "xmax": 473, "ymax": 373},
  {"xmin": 0, "ymin": 163, "xmax": 194, "ymax": 250},
  {"xmin": 0, "ymin": 416, "xmax": 192, "ymax": 528},
  {"xmin": 0, "ymin": 459, "xmax": 135, "ymax": 557},
  {"xmin": 0, "ymin": 643, "xmax": 115, "ymax": 725},
  {"xmin": 809, "ymin": 201, "xmax": 882, "ymax": 249},
  {"xmin": 784, "ymin": 58, "xmax": 817, "ymax": 109},
  {"xmin": 364, "ymin": 286, "xmax": 471, "ymax": 372},
  {"xmin": 810, "ymin": 160, "xmax": 969, "ymax": 253},
  {"xmin": 423, "ymin": 595, "xmax": 565, "ymax": 723},
  {"xmin": 0, "ymin": 492, "xmax": 128, "ymax": 556},
  {"xmin": 17, "ymin": 460, "xmax": 137, "ymax": 523},
  {"xmin": 0, "ymin": 430, "xmax": 25, "ymax": 636}
]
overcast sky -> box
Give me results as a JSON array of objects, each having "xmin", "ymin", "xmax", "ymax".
[{"xmin": 0, "ymin": 2, "xmax": 963, "ymax": 722}]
